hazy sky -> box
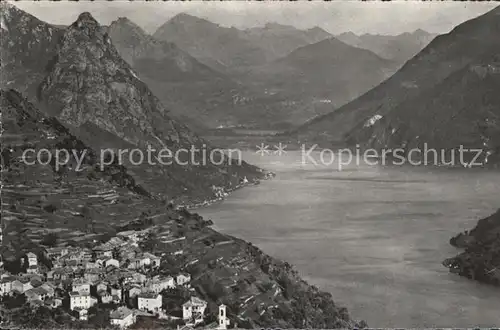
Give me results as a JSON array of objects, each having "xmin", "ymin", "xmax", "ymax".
[{"xmin": 12, "ymin": 1, "xmax": 499, "ymax": 36}]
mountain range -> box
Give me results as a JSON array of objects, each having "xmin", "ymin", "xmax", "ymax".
[
  {"xmin": 106, "ymin": 17, "xmax": 257, "ymax": 130},
  {"xmin": 153, "ymin": 13, "xmax": 333, "ymax": 73},
  {"xmin": 294, "ymin": 5, "xmax": 500, "ymax": 166},
  {"xmin": 150, "ymin": 13, "xmax": 410, "ymax": 129},
  {"xmin": 0, "ymin": 4, "xmax": 360, "ymax": 327},
  {"xmin": 1, "ymin": 3, "xmax": 263, "ymax": 205},
  {"xmin": 239, "ymin": 37, "xmax": 398, "ymax": 128},
  {"xmin": 336, "ymin": 29, "xmax": 437, "ymax": 66},
  {"xmin": 1, "ymin": 7, "xmax": 439, "ymax": 131}
]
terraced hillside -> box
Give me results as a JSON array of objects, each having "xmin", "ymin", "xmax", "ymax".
[
  {"xmin": 1, "ymin": 4, "xmax": 265, "ymax": 205},
  {"xmin": 0, "ymin": 89, "xmax": 359, "ymax": 328}
]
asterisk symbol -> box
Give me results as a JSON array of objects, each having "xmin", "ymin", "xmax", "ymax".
[
  {"xmin": 256, "ymin": 143, "xmax": 270, "ymax": 156},
  {"xmin": 273, "ymin": 143, "xmax": 288, "ymax": 156}
]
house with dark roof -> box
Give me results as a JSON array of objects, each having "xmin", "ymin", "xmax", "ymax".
[{"xmin": 110, "ymin": 306, "xmax": 136, "ymax": 328}]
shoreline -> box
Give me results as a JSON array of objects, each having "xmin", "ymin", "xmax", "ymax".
[{"xmin": 177, "ymin": 170, "xmax": 276, "ymax": 211}]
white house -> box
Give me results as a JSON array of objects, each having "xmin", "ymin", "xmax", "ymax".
[
  {"xmin": 25, "ymin": 287, "xmax": 49, "ymax": 302},
  {"xmin": 218, "ymin": 304, "xmax": 230, "ymax": 330},
  {"xmin": 0, "ymin": 277, "xmax": 14, "ymax": 296},
  {"xmin": 127, "ymin": 256, "xmax": 150, "ymax": 270},
  {"xmin": 85, "ymin": 262, "xmax": 100, "ymax": 269},
  {"xmin": 138, "ymin": 293, "xmax": 162, "ymax": 313},
  {"xmin": 111, "ymin": 286, "xmax": 122, "ymax": 302},
  {"xmin": 70, "ymin": 292, "xmax": 97, "ymax": 310},
  {"xmin": 128, "ymin": 286, "xmax": 142, "ymax": 298},
  {"xmin": 129, "ymin": 272, "xmax": 147, "ymax": 284},
  {"xmin": 182, "ymin": 297, "xmax": 207, "ymax": 325},
  {"xmin": 95, "ymin": 249, "xmax": 113, "ymax": 259},
  {"xmin": 40, "ymin": 283, "xmax": 55, "ymax": 297},
  {"xmin": 26, "ymin": 252, "xmax": 38, "ymax": 267},
  {"xmin": 110, "ymin": 307, "xmax": 136, "ymax": 328},
  {"xmin": 104, "ymin": 258, "xmax": 120, "ymax": 268},
  {"xmin": 46, "ymin": 247, "xmax": 69, "ymax": 260},
  {"xmin": 143, "ymin": 253, "xmax": 161, "ymax": 268},
  {"xmin": 84, "ymin": 268, "xmax": 103, "ymax": 283},
  {"xmin": 176, "ymin": 273, "xmax": 191, "ymax": 286},
  {"xmin": 27, "ymin": 265, "xmax": 39, "ymax": 274},
  {"xmin": 11, "ymin": 278, "xmax": 33, "ymax": 293},
  {"xmin": 72, "ymin": 279, "xmax": 91, "ymax": 295},
  {"xmin": 146, "ymin": 276, "xmax": 175, "ymax": 294}
]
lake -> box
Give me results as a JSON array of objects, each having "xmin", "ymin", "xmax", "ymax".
[{"xmin": 196, "ymin": 150, "xmax": 500, "ymax": 327}]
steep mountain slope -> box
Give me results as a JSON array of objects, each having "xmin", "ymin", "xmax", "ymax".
[
  {"xmin": 1, "ymin": 4, "xmax": 264, "ymax": 204},
  {"xmin": 239, "ymin": 38, "xmax": 398, "ymax": 127},
  {"xmin": 0, "ymin": 2, "xmax": 64, "ymax": 98},
  {"xmin": 1, "ymin": 89, "xmax": 359, "ymax": 329},
  {"xmin": 443, "ymin": 209, "xmax": 500, "ymax": 286},
  {"xmin": 153, "ymin": 13, "xmax": 268, "ymax": 72},
  {"xmin": 346, "ymin": 53, "xmax": 500, "ymax": 165},
  {"xmin": 336, "ymin": 30, "xmax": 437, "ymax": 66},
  {"xmin": 37, "ymin": 12, "xmax": 264, "ymax": 202},
  {"xmin": 294, "ymin": 6, "xmax": 500, "ymax": 148},
  {"xmin": 153, "ymin": 13, "xmax": 333, "ymax": 74},
  {"xmin": 106, "ymin": 17, "xmax": 258, "ymax": 130}
]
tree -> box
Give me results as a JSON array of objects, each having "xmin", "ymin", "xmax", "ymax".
[{"xmin": 41, "ymin": 233, "xmax": 58, "ymax": 247}]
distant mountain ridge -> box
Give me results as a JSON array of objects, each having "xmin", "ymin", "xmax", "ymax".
[
  {"xmin": 153, "ymin": 13, "xmax": 269, "ymax": 72},
  {"xmin": 153, "ymin": 13, "xmax": 333, "ymax": 73},
  {"xmin": 336, "ymin": 29, "xmax": 437, "ymax": 65},
  {"xmin": 237, "ymin": 37, "xmax": 398, "ymax": 128},
  {"xmin": 1, "ymin": 4, "xmax": 264, "ymax": 204},
  {"xmin": 294, "ymin": 5, "xmax": 500, "ymax": 167},
  {"xmin": 241, "ymin": 23, "xmax": 332, "ymax": 61},
  {"xmin": 2, "ymin": 8, "xmax": 399, "ymax": 131},
  {"xmin": 106, "ymin": 16, "xmax": 251, "ymax": 130},
  {"xmin": 150, "ymin": 12, "xmax": 398, "ymax": 129}
]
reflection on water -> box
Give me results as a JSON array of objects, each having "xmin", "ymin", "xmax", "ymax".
[{"xmin": 196, "ymin": 151, "xmax": 500, "ymax": 327}]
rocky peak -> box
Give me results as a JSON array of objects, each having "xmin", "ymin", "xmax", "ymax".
[
  {"xmin": 0, "ymin": 1, "xmax": 18, "ymax": 18},
  {"xmin": 263, "ymin": 22, "xmax": 296, "ymax": 31},
  {"xmin": 413, "ymin": 28, "xmax": 430, "ymax": 36},
  {"xmin": 110, "ymin": 16, "xmax": 144, "ymax": 32},
  {"xmin": 170, "ymin": 12, "xmax": 207, "ymax": 24},
  {"xmin": 69, "ymin": 11, "xmax": 103, "ymax": 39},
  {"xmin": 38, "ymin": 12, "xmax": 263, "ymax": 202},
  {"xmin": 108, "ymin": 16, "xmax": 149, "ymax": 49},
  {"xmin": 0, "ymin": 2, "xmax": 63, "ymax": 98}
]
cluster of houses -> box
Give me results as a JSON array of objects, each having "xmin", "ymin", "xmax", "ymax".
[{"xmin": 0, "ymin": 230, "xmax": 232, "ymax": 329}]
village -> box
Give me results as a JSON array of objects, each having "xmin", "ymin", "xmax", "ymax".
[{"xmin": 0, "ymin": 228, "xmax": 232, "ymax": 329}]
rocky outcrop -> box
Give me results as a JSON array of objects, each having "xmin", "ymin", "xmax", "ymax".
[{"xmin": 443, "ymin": 209, "xmax": 500, "ymax": 286}]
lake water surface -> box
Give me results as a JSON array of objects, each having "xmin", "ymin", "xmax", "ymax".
[{"xmin": 196, "ymin": 151, "xmax": 500, "ymax": 327}]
